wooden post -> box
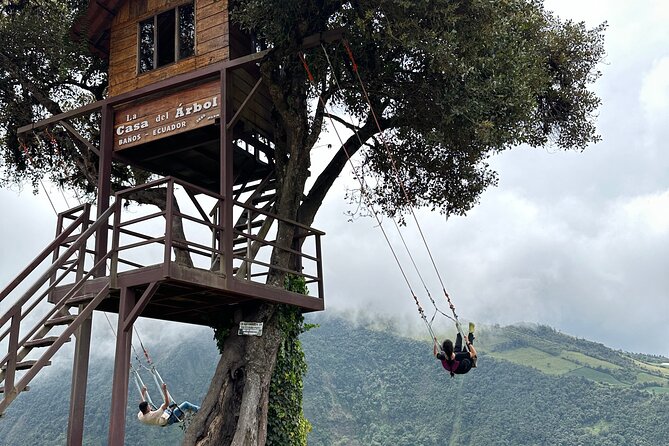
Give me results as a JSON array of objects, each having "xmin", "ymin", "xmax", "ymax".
[
  {"xmin": 107, "ymin": 287, "xmax": 135, "ymax": 446},
  {"xmin": 67, "ymin": 104, "xmax": 114, "ymax": 445},
  {"xmin": 66, "ymin": 314, "xmax": 92, "ymax": 446},
  {"xmin": 96, "ymin": 103, "xmax": 114, "ymax": 273},
  {"xmin": 220, "ymin": 68, "xmax": 234, "ymax": 281}
]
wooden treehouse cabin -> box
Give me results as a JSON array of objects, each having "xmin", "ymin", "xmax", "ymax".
[{"xmin": 0, "ymin": 1, "xmax": 332, "ymax": 444}]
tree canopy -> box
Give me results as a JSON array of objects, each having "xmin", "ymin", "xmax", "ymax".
[{"xmin": 232, "ymin": 0, "xmax": 605, "ymax": 221}]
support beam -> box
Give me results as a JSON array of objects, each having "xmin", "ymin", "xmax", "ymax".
[
  {"xmin": 122, "ymin": 282, "xmax": 160, "ymax": 333},
  {"xmin": 220, "ymin": 68, "xmax": 234, "ymax": 280},
  {"xmin": 108, "ymin": 283, "xmax": 158, "ymax": 445},
  {"xmin": 95, "ymin": 104, "xmax": 114, "ymax": 277},
  {"xmin": 16, "ymin": 100, "xmax": 105, "ymax": 136},
  {"xmin": 66, "ymin": 313, "xmax": 92, "ymax": 446},
  {"xmin": 227, "ymin": 77, "xmax": 263, "ymax": 131},
  {"xmin": 59, "ymin": 120, "xmax": 100, "ymax": 156},
  {"xmin": 107, "ymin": 287, "xmax": 135, "ymax": 446}
]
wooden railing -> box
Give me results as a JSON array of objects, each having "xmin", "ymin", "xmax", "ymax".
[
  {"xmin": 0, "ymin": 204, "xmax": 115, "ymax": 415},
  {"xmin": 110, "ymin": 177, "xmax": 324, "ymax": 298}
]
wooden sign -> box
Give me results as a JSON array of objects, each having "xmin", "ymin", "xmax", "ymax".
[{"xmin": 113, "ymin": 80, "xmax": 220, "ymax": 151}]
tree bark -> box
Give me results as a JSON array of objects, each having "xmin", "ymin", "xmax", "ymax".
[
  {"xmin": 183, "ymin": 40, "xmax": 327, "ymax": 445},
  {"xmin": 182, "ymin": 303, "xmax": 282, "ymax": 446}
]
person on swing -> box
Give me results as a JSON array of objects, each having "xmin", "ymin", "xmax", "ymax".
[
  {"xmin": 434, "ymin": 322, "xmax": 478, "ymax": 377},
  {"xmin": 138, "ymin": 382, "xmax": 200, "ymax": 427}
]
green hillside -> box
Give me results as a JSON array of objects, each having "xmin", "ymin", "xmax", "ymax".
[
  {"xmin": 479, "ymin": 324, "xmax": 669, "ymax": 391},
  {"xmin": 0, "ymin": 315, "xmax": 667, "ymax": 445},
  {"xmin": 301, "ymin": 316, "xmax": 669, "ymax": 445}
]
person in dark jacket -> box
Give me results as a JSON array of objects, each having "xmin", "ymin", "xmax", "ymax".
[{"xmin": 435, "ymin": 322, "xmax": 477, "ymax": 377}]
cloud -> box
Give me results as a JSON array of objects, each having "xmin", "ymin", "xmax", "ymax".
[
  {"xmin": 318, "ymin": 173, "xmax": 669, "ymax": 355},
  {"xmin": 639, "ymin": 57, "xmax": 669, "ymax": 125}
]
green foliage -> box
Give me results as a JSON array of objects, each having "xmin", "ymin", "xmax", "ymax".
[
  {"xmin": 209, "ymin": 312, "xmax": 235, "ymax": 354},
  {"xmin": 301, "ymin": 315, "xmax": 669, "ymax": 445},
  {"xmin": 0, "ymin": 0, "xmax": 110, "ymax": 195},
  {"xmin": 284, "ymin": 273, "xmax": 310, "ymax": 296},
  {"xmin": 2, "ymin": 316, "xmax": 669, "ymax": 445},
  {"xmin": 483, "ymin": 324, "xmax": 669, "ymax": 389},
  {"xmin": 233, "ymin": 0, "xmax": 606, "ymax": 219},
  {"xmin": 266, "ymin": 275, "xmax": 313, "ymax": 446}
]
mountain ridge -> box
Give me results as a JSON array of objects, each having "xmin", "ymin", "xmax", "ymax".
[{"xmin": 0, "ymin": 314, "xmax": 667, "ymax": 445}]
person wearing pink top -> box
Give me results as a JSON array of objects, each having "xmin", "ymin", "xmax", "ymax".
[{"xmin": 434, "ymin": 323, "xmax": 477, "ymax": 377}]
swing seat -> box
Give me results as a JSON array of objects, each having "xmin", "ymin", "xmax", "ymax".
[{"xmin": 168, "ymin": 404, "xmax": 186, "ymax": 423}]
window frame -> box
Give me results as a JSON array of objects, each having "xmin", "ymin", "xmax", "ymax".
[{"xmin": 137, "ymin": 1, "xmax": 196, "ymax": 74}]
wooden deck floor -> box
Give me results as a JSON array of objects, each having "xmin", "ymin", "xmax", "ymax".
[{"xmin": 49, "ymin": 262, "xmax": 324, "ymax": 326}]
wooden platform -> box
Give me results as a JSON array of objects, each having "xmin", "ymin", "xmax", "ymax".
[{"xmin": 49, "ymin": 262, "xmax": 324, "ymax": 327}]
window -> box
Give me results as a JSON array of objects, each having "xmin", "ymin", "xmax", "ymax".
[{"xmin": 139, "ymin": 2, "xmax": 195, "ymax": 73}]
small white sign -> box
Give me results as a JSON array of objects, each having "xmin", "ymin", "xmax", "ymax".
[{"xmin": 238, "ymin": 321, "xmax": 263, "ymax": 336}]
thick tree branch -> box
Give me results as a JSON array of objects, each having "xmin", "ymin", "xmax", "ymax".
[
  {"xmin": 299, "ymin": 117, "xmax": 381, "ymax": 227},
  {"xmin": 322, "ymin": 112, "xmax": 363, "ymax": 131},
  {"xmin": 305, "ymin": 77, "xmax": 338, "ymax": 149}
]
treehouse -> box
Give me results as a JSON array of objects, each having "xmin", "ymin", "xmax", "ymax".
[{"xmin": 1, "ymin": 1, "xmax": 331, "ymax": 444}]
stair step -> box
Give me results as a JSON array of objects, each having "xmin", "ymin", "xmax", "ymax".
[
  {"xmin": 0, "ymin": 386, "xmax": 30, "ymax": 394},
  {"xmin": 233, "ymin": 237, "xmax": 249, "ymax": 246},
  {"xmin": 66, "ymin": 293, "xmax": 97, "ymax": 306},
  {"xmin": 234, "ymin": 220, "xmax": 264, "ymax": 231},
  {"xmin": 234, "ymin": 181, "xmax": 276, "ymax": 195},
  {"xmin": 233, "ymin": 248, "xmax": 248, "ymax": 257},
  {"xmin": 2, "ymin": 361, "xmax": 51, "ymax": 371},
  {"xmin": 24, "ymin": 336, "xmax": 69, "ymax": 349},
  {"xmin": 44, "ymin": 315, "xmax": 77, "ymax": 327},
  {"xmin": 253, "ymin": 194, "xmax": 275, "ymax": 205}
]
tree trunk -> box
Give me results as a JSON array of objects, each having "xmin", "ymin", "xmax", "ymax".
[{"xmin": 182, "ymin": 303, "xmax": 281, "ymax": 446}]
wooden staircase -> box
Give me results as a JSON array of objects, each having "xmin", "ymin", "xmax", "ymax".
[
  {"xmin": 232, "ymin": 173, "xmax": 277, "ymax": 254},
  {"xmin": 0, "ymin": 204, "xmax": 114, "ymax": 417}
]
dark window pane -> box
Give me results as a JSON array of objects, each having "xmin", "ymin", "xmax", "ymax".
[
  {"xmin": 156, "ymin": 9, "xmax": 175, "ymax": 67},
  {"xmin": 139, "ymin": 18, "xmax": 154, "ymax": 73},
  {"xmin": 178, "ymin": 3, "xmax": 195, "ymax": 59}
]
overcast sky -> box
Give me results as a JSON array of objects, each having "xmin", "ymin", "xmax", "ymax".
[
  {"xmin": 1, "ymin": 0, "xmax": 668, "ymax": 357},
  {"xmin": 313, "ymin": 0, "xmax": 669, "ymax": 356}
]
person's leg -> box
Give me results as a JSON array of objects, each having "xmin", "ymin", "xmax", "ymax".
[
  {"xmin": 179, "ymin": 401, "xmax": 200, "ymax": 413},
  {"xmin": 164, "ymin": 408, "xmax": 177, "ymax": 425},
  {"xmin": 455, "ymin": 332, "xmax": 463, "ymax": 352},
  {"xmin": 467, "ymin": 322, "xmax": 477, "ymax": 368}
]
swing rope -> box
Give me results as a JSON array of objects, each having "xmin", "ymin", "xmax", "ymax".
[
  {"xmin": 301, "ymin": 41, "xmax": 473, "ymax": 350},
  {"xmin": 339, "ymin": 39, "xmax": 470, "ymax": 347},
  {"xmin": 299, "ymin": 52, "xmax": 441, "ymax": 348}
]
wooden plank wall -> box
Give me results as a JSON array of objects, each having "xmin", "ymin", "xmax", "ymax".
[{"xmin": 108, "ymin": 0, "xmax": 230, "ymax": 97}]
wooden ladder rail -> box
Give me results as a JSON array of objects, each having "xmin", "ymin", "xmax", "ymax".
[
  {"xmin": 0, "ymin": 204, "xmax": 90, "ymax": 305},
  {"xmin": 0, "ymin": 204, "xmax": 117, "ymax": 416},
  {"xmin": 0, "ymin": 280, "xmax": 111, "ymax": 416}
]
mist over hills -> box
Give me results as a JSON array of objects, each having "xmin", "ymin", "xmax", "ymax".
[{"xmin": 0, "ymin": 314, "xmax": 667, "ymax": 445}]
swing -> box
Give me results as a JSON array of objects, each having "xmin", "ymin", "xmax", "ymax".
[
  {"xmin": 130, "ymin": 340, "xmax": 195, "ymax": 431},
  {"xmin": 299, "ymin": 42, "xmax": 477, "ymax": 361}
]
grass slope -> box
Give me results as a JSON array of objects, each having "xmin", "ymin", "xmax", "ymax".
[
  {"xmin": 480, "ymin": 324, "xmax": 669, "ymax": 390},
  {"xmin": 302, "ymin": 316, "xmax": 669, "ymax": 445}
]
